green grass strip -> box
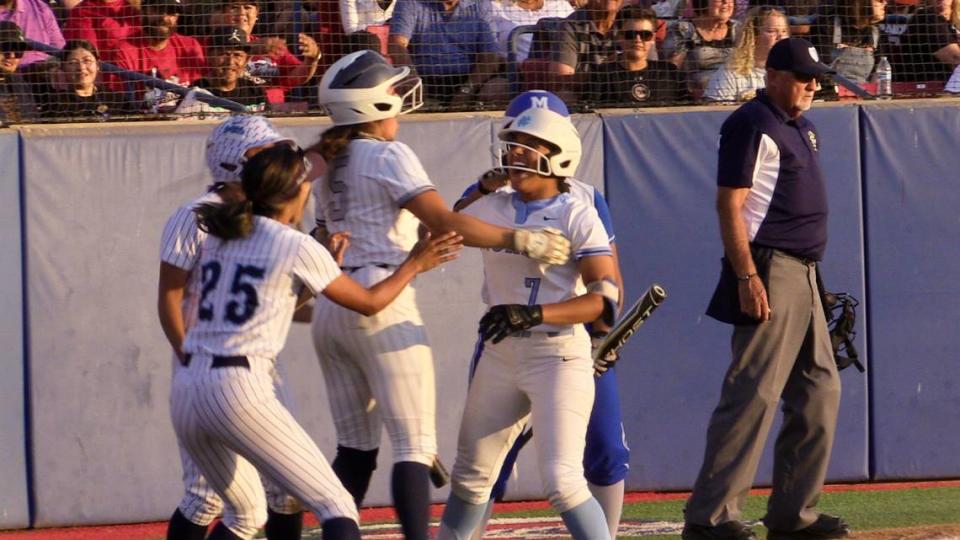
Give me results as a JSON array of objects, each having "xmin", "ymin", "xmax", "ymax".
[{"xmin": 492, "ymin": 486, "xmax": 960, "ymax": 539}]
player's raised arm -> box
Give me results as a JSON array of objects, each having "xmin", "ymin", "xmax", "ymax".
[
  {"xmin": 312, "ymin": 49, "xmax": 571, "ymax": 266},
  {"xmin": 403, "ymin": 190, "xmax": 570, "ymax": 265}
]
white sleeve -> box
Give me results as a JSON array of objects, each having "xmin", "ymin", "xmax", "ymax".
[
  {"xmin": 340, "ymin": 0, "xmax": 362, "ymax": 33},
  {"xmin": 566, "ymin": 201, "xmax": 613, "ymax": 260},
  {"xmin": 292, "ymin": 235, "xmax": 343, "ymax": 295},
  {"xmin": 373, "ymin": 142, "xmax": 437, "ymax": 206},
  {"xmin": 159, "ymin": 204, "xmax": 204, "ymax": 270}
]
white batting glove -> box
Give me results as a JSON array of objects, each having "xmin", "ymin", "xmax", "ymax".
[
  {"xmin": 591, "ymin": 333, "xmax": 619, "ymax": 376},
  {"xmin": 513, "ymin": 227, "xmax": 571, "ymax": 265}
]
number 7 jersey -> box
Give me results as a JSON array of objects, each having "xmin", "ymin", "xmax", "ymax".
[
  {"xmin": 183, "ymin": 216, "xmax": 342, "ymax": 359},
  {"xmin": 462, "ymin": 191, "xmax": 612, "ymax": 333}
]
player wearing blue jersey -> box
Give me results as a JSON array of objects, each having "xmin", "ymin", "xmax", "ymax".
[
  {"xmin": 170, "ymin": 143, "xmax": 462, "ymax": 540},
  {"xmin": 310, "ymin": 51, "xmax": 574, "ymax": 540},
  {"xmin": 454, "ymin": 90, "xmax": 630, "ymax": 539},
  {"xmin": 437, "ymin": 94, "xmax": 620, "ymax": 540}
]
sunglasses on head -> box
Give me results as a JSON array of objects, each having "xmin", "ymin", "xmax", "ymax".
[{"xmin": 621, "ymin": 29, "xmax": 655, "ymax": 41}]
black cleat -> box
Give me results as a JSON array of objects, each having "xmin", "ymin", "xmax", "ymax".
[
  {"xmin": 767, "ymin": 514, "xmax": 851, "ymax": 540},
  {"xmin": 682, "ymin": 521, "xmax": 758, "ymax": 540}
]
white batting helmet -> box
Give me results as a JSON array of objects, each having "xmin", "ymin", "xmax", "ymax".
[
  {"xmin": 496, "ymin": 98, "xmax": 581, "ymax": 178},
  {"xmin": 318, "ymin": 50, "xmax": 423, "ymax": 126},
  {"xmin": 205, "ymin": 115, "xmax": 289, "ymax": 182}
]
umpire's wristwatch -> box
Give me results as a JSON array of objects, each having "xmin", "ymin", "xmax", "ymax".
[{"xmin": 458, "ymin": 84, "xmax": 475, "ymax": 95}]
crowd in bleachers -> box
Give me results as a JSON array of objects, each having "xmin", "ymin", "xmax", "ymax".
[{"xmin": 0, "ymin": 0, "xmax": 958, "ymax": 123}]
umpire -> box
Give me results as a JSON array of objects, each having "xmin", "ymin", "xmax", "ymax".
[{"xmin": 683, "ymin": 37, "xmax": 849, "ymax": 540}]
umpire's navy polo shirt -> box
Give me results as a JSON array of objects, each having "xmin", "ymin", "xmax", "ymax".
[{"xmin": 717, "ymin": 89, "xmax": 828, "ymax": 261}]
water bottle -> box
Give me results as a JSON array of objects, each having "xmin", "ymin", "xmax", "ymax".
[{"xmin": 874, "ymin": 56, "xmax": 892, "ymax": 99}]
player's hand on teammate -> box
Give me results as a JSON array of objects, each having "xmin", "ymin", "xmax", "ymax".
[
  {"xmin": 591, "ymin": 333, "xmax": 619, "ymax": 376},
  {"xmin": 479, "ymin": 304, "xmax": 544, "ymax": 343},
  {"xmin": 326, "ymin": 231, "xmax": 351, "ymax": 266},
  {"xmin": 738, "ymin": 275, "xmax": 771, "ymax": 322},
  {"xmin": 513, "ymin": 227, "xmax": 571, "ymax": 265},
  {"xmin": 407, "ymin": 231, "xmax": 463, "ymax": 273}
]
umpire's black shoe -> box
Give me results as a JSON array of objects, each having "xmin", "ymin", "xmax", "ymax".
[
  {"xmin": 682, "ymin": 521, "xmax": 757, "ymax": 540},
  {"xmin": 767, "ymin": 514, "xmax": 851, "ymax": 540}
]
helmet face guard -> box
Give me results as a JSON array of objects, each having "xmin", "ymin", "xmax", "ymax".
[
  {"xmin": 495, "ymin": 107, "xmax": 582, "ymax": 178},
  {"xmin": 394, "ymin": 73, "xmax": 423, "ymax": 116},
  {"xmin": 493, "ymin": 140, "xmax": 557, "ymax": 177}
]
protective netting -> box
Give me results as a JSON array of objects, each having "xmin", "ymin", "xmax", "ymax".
[{"xmin": 0, "ymin": 0, "xmax": 957, "ymax": 123}]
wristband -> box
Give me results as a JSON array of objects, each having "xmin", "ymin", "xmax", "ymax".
[{"xmin": 738, "ymin": 272, "xmax": 757, "ymax": 282}]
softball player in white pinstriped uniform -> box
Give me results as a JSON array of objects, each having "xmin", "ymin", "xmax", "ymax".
[
  {"xmin": 171, "ymin": 144, "xmax": 462, "ymax": 540},
  {"xmin": 159, "ymin": 115, "xmax": 312, "ymax": 540},
  {"xmin": 438, "ymin": 96, "xmax": 619, "ymax": 540},
  {"xmin": 310, "ymin": 50, "xmax": 574, "ymax": 540}
]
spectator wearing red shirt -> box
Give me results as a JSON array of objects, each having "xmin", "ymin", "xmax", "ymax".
[
  {"xmin": 110, "ymin": 0, "xmax": 205, "ymax": 86},
  {"xmin": 63, "ymin": 0, "xmax": 139, "ymax": 56},
  {"xmin": 209, "ymin": 0, "xmax": 320, "ymax": 100}
]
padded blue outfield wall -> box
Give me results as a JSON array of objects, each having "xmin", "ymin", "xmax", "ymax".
[
  {"xmin": 0, "ymin": 129, "xmax": 29, "ymax": 529},
  {"xmin": 3, "ymin": 99, "xmax": 960, "ymax": 527}
]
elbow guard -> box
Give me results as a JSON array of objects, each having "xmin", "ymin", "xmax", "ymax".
[{"xmin": 586, "ymin": 278, "xmax": 620, "ymax": 326}]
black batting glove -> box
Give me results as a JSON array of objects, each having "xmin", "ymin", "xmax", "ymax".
[{"xmin": 479, "ymin": 304, "xmax": 544, "ymax": 343}]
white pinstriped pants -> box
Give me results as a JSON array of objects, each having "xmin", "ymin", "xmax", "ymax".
[
  {"xmin": 171, "ymin": 359, "xmax": 302, "ymax": 525},
  {"xmin": 450, "ymin": 327, "xmax": 595, "ymax": 512},
  {"xmin": 312, "ymin": 266, "xmax": 437, "ymax": 466},
  {"xmin": 171, "ymin": 354, "xmax": 358, "ymax": 539}
]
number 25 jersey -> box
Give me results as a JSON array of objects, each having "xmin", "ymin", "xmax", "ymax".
[{"xmin": 183, "ymin": 216, "xmax": 342, "ymax": 359}]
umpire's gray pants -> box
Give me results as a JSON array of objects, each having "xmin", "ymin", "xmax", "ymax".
[{"xmin": 685, "ymin": 251, "xmax": 841, "ymax": 531}]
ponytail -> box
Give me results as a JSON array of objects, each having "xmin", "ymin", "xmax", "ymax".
[
  {"xmin": 307, "ymin": 124, "xmax": 367, "ymax": 161},
  {"xmin": 196, "ymin": 182, "xmax": 254, "ymax": 240},
  {"xmin": 195, "ymin": 145, "xmax": 308, "ymax": 240}
]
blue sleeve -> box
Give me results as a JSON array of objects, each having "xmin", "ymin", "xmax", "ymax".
[
  {"xmin": 390, "ymin": 0, "xmax": 418, "ymax": 39},
  {"xmin": 717, "ymin": 111, "xmax": 763, "ymax": 188},
  {"xmin": 460, "ymin": 182, "xmax": 480, "ymax": 199},
  {"xmin": 592, "ymin": 189, "xmax": 615, "ymax": 242},
  {"xmin": 454, "ymin": 182, "xmax": 480, "ymax": 207}
]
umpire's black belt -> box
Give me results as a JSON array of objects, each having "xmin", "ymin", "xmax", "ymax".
[
  {"xmin": 183, "ymin": 354, "xmax": 250, "ymax": 369},
  {"xmin": 340, "ymin": 263, "xmax": 396, "ymax": 273}
]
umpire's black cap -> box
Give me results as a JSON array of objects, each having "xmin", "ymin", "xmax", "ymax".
[{"xmin": 766, "ymin": 37, "xmax": 835, "ymax": 78}]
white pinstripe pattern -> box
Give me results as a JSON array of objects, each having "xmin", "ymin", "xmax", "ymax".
[
  {"xmin": 311, "ymin": 138, "xmax": 438, "ymax": 466},
  {"xmin": 160, "ymin": 191, "xmax": 221, "ymax": 333},
  {"xmin": 314, "ymin": 139, "xmax": 435, "ymax": 267},
  {"xmin": 313, "ymin": 266, "xmax": 437, "ymax": 465},
  {"xmin": 172, "ymin": 354, "xmax": 358, "ymax": 539},
  {"xmin": 183, "ymin": 217, "xmax": 341, "ymax": 358},
  {"xmin": 172, "ymin": 216, "xmax": 354, "ymax": 538}
]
